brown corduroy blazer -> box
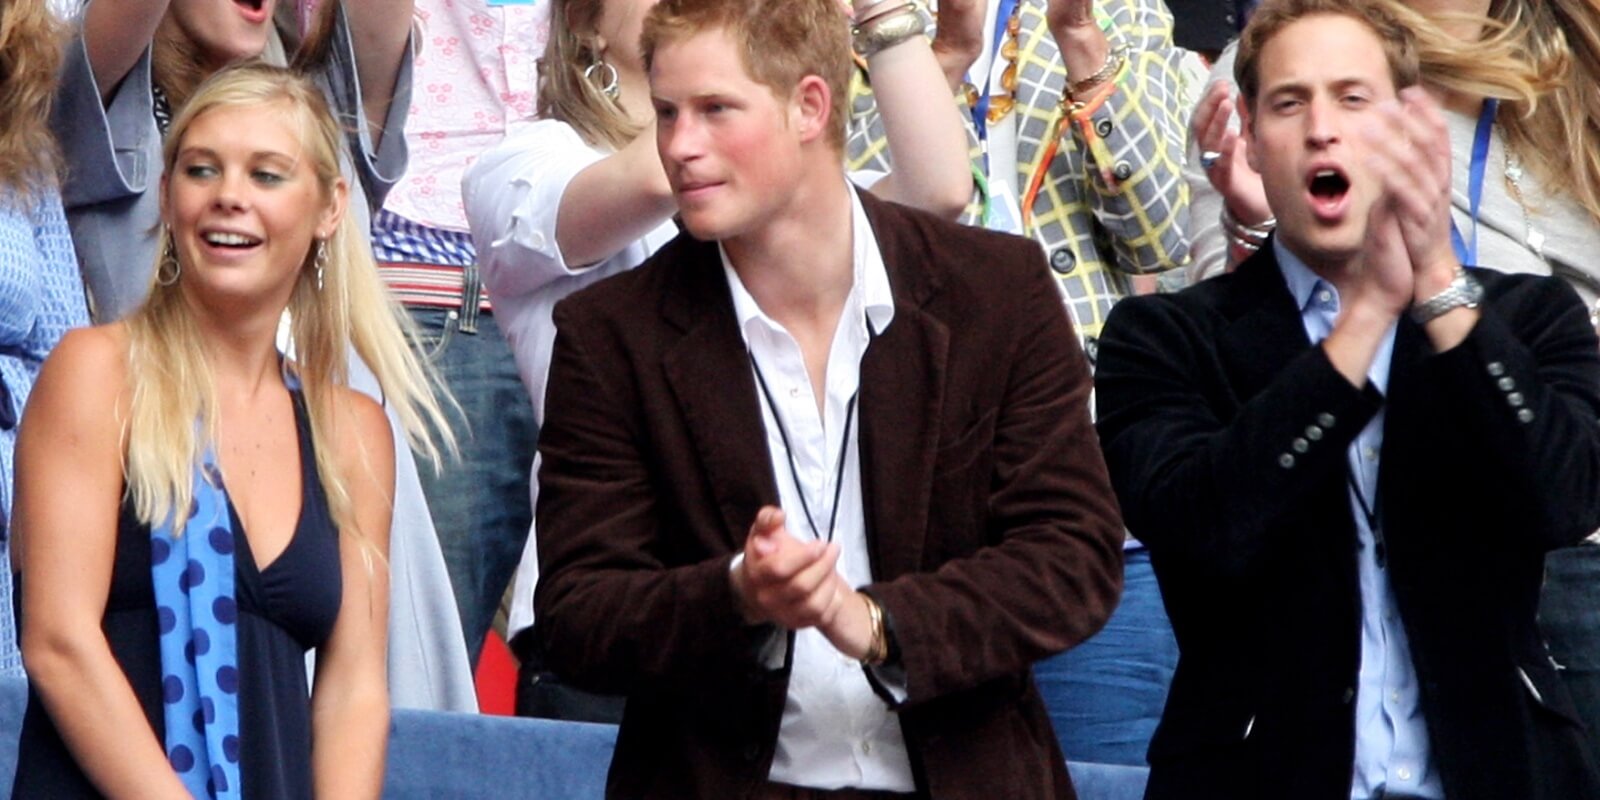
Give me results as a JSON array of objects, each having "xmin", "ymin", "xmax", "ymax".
[{"xmin": 533, "ymin": 190, "xmax": 1125, "ymax": 800}]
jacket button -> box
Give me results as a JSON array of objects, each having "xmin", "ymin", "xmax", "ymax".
[
  {"xmin": 1518, "ymin": 408, "xmax": 1535, "ymax": 424},
  {"xmin": 1096, "ymin": 118, "xmax": 1113, "ymax": 137},
  {"xmin": 1305, "ymin": 425, "xmax": 1323, "ymax": 441},
  {"xmin": 1487, "ymin": 361, "xmax": 1506, "ymax": 376},
  {"xmin": 1278, "ymin": 453, "xmax": 1296, "ymax": 469},
  {"xmin": 1291, "ymin": 437, "xmax": 1309, "ymax": 453},
  {"xmin": 1497, "ymin": 376, "xmax": 1515, "ymax": 392},
  {"xmin": 742, "ymin": 743, "xmax": 761, "ymax": 761},
  {"xmin": 1342, "ymin": 687, "xmax": 1355, "ymax": 704},
  {"xmin": 1316, "ymin": 412, "xmax": 1336, "ymax": 428},
  {"xmin": 1050, "ymin": 247, "xmax": 1076, "ymax": 274},
  {"xmin": 1507, "ymin": 392, "xmax": 1525, "ymax": 407},
  {"xmin": 1112, "ymin": 161, "xmax": 1133, "ymax": 181}
]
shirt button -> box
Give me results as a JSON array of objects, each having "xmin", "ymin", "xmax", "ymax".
[
  {"xmin": 1363, "ymin": 446, "xmax": 1378, "ymax": 461},
  {"xmin": 861, "ymin": 740, "xmax": 872, "ymax": 754},
  {"xmin": 1397, "ymin": 766, "xmax": 1413, "ymax": 781},
  {"xmin": 790, "ymin": 386, "xmax": 801, "ymax": 399},
  {"xmin": 1316, "ymin": 289, "xmax": 1333, "ymax": 305},
  {"xmin": 1390, "ymin": 690, "xmax": 1401, "ymax": 703}
]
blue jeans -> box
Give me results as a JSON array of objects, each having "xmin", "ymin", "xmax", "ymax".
[
  {"xmin": 410, "ymin": 307, "xmax": 536, "ymax": 667},
  {"xmin": 1033, "ymin": 547, "xmax": 1178, "ymax": 766},
  {"xmin": 1539, "ymin": 543, "xmax": 1600, "ymax": 756}
]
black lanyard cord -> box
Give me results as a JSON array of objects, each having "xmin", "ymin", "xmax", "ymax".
[
  {"xmin": 749, "ymin": 356, "xmax": 856, "ymax": 544},
  {"xmin": 1346, "ymin": 470, "xmax": 1385, "ymax": 568}
]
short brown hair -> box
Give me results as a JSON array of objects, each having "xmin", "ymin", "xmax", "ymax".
[
  {"xmin": 1235, "ymin": 0, "xmax": 1422, "ymax": 111},
  {"xmin": 641, "ymin": 0, "xmax": 851, "ymax": 150}
]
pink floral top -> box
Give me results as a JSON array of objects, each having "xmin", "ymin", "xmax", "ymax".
[{"xmin": 385, "ymin": 0, "xmax": 549, "ymax": 233}]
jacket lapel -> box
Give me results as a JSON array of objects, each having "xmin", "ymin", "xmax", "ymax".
[
  {"xmin": 1217, "ymin": 245, "xmax": 1316, "ymax": 400},
  {"xmin": 856, "ymin": 194, "xmax": 949, "ymax": 579},
  {"xmin": 659, "ymin": 239, "xmax": 781, "ymax": 551}
]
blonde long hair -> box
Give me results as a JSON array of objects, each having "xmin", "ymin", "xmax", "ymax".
[
  {"xmin": 124, "ymin": 64, "xmax": 454, "ymax": 546},
  {"xmin": 1392, "ymin": 0, "xmax": 1600, "ymax": 225},
  {"xmin": 538, "ymin": 0, "xmax": 640, "ymax": 150},
  {"xmin": 0, "ymin": 0, "xmax": 65, "ymax": 200}
]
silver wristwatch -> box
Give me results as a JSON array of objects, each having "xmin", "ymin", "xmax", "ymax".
[{"xmin": 1410, "ymin": 270, "xmax": 1484, "ymax": 324}]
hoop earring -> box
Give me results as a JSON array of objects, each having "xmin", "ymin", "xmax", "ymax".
[
  {"xmin": 313, "ymin": 239, "xmax": 328, "ymax": 291},
  {"xmin": 157, "ymin": 234, "xmax": 181, "ymax": 286},
  {"xmin": 584, "ymin": 58, "xmax": 620, "ymax": 100}
]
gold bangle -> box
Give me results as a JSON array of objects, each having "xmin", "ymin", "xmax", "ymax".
[
  {"xmin": 859, "ymin": 593, "xmax": 888, "ymax": 666},
  {"xmin": 1067, "ymin": 43, "xmax": 1126, "ymax": 99},
  {"xmin": 853, "ymin": 6, "xmax": 926, "ymax": 58}
]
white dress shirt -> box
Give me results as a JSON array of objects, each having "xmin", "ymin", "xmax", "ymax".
[{"xmin": 721, "ymin": 184, "xmax": 912, "ymax": 791}]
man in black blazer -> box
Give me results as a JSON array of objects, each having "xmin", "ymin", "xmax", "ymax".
[
  {"xmin": 1095, "ymin": 0, "xmax": 1600, "ymax": 798},
  {"xmin": 532, "ymin": 0, "xmax": 1125, "ymax": 798}
]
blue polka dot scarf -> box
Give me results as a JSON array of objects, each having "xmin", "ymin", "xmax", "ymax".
[{"xmin": 151, "ymin": 450, "xmax": 241, "ymax": 800}]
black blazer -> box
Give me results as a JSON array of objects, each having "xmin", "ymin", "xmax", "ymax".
[
  {"xmin": 534, "ymin": 191, "xmax": 1126, "ymax": 799},
  {"xmin": 1095, "ymin": 245, "xmax": 1600, "ymax": 800}
]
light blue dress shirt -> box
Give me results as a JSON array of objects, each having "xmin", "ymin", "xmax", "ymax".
[{"xmin": 1275, "ymin": 241, "xmax": 1445, "ymax": 800}]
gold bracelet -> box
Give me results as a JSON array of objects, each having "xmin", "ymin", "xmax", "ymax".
[
  {"xmin": 860, "ymin": 593, "xmax": 888, "ymax": 666},
  {"xmin": 1067, "ymin": 43, "xmax": 1126, "ymax": 100},
  {"xmin": 853, "ymin": 6, "xmax": 926, "ymax": 58}
]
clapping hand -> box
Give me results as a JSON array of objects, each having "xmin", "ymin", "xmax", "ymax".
[{"xmin": 1360, "ymin": 86, "xmax": 1460, "ymax": 300}]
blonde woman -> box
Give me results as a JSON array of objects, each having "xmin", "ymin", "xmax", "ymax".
[
  {"xmin": 0, "ymin": 0, "xmax": 90, "ymax": 678},
  {"xmin": 12, "ymin": 64, "xmax": 450, "ymax": 799},
  {"xmin": 54, "ymin": 0, "xmax": 482, "ymax": 712}
]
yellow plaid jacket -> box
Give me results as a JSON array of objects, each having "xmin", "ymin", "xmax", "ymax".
[{"xmin": 847, "ymin": 0, "xmax": 1191, "ymax": 356}]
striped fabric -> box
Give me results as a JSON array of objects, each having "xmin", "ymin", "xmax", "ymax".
[
  {"xmin": 846, "ymin": 0, "xmax": 1191, "ymax": 349},
  {"xmin": 372, "ymin": 209, "xmax": 492, "ymax": 310}
]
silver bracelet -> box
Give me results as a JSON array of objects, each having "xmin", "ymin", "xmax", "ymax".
[{"xmin": 852, "ymin": 5, "xmax": 926, "ymax": 58}]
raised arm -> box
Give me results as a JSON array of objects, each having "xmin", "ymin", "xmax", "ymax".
[
  {"xmin": 15, "ymin": 326, "xmax": 189, "ymax": 799},
  {"xmin": 80, "ymin": 0, "xmax": 168, "ymax": 103},
  {"xmin": 462, "ymin": 120, "xmax": 674, "ymax": 302},
  {"xmin": 852, "ymin": 1, "xmax": 974, "ymax": 219},
  {"xmin": 550, "ymin": 130, "xmax": 676, "ymax": 269},
  {"xmin": 310, "ymin": 388, "xmax": 395, "ymax": 800},
  {"xmin": 340, "ymin": 0, "xmax": 415, "ymax": 150},
  {"xmin": 1053, "ymin": 0, "xmax": 1190, "ymax": 274}
]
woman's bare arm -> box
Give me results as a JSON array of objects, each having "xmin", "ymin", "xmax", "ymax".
[
  {"xmin": 309, "ymin": 387, "xmax": 395, "ymax": 800},
  {"xmin": 15, "ymin": 325, "xmax": 190, "ymax": 800}
]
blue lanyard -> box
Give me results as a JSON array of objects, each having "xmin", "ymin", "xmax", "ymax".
[
  {"xmin": 970, "ymin": 0, "xmax": 1019, "ymax": 146},
  {"xmin": 1449, "ymin": 99, "xmax": 1497, "ymax": 266}
]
